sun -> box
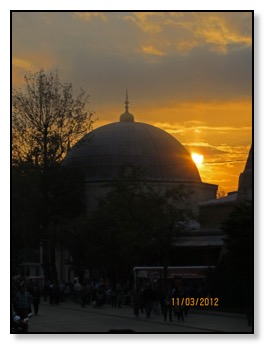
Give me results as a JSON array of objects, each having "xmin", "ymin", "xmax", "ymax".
[{"xmin": 192, "ymin": 153, "xmax": 204, "ymax": 165}]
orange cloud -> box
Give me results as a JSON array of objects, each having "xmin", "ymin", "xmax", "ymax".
[
  {"xmin": 193, "ymin": 14, "xmax": 252, "ymax": 53},
  {"xmin": 12, "ymin": 52, "xmax": 56, "ymax": 87},
  {"xmin": 12, "ymin": 57, "xmax": 33, "ymax": 70},
  {"xmin": 123, "ymin": 12, "xmax": 163, "ymax": 33},
  {"xmin": 123, "ymin": 12, "xmax": 252, "ymax": 56},
  {"xmin": 142, "ymin": 45, "xmax": 165, "ymax": 56},
  {"xmin": 74, "ymin": 12, "xmax": 108, "ymax": 22}
]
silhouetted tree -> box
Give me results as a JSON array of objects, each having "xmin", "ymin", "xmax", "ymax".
[
  {"xmin": 213, "ymin": 201, "xmax": 253, "ymax": 309},
  {"xmin": 12, "ymin": 69, "xmax": 94, "ymax": 168},
  {"xmin": 88, "ymin": 176, "xmax": 195, "ymax": 286},
  {"xmin": 12, "ymin": 69, "xmax": 94, "ymax": 281},
  {"xmin": 12, "ymin": 161, "xmax": 86, "ymax": 281},
  {"xmin": 12, "ymin": 162, "xmax": 42, "ymax": 277}
]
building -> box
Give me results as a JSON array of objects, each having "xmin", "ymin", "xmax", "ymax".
[
  {"xmin": 63, "ymin": 93, "xmax": 217, "ymax": 214},
  {"xmin": 237, "ymin": 146, "xmax": 252, "ymax": 202},
  {"xmin": 61, "ymin": 94, "xmax": 220, "ymax": 282},
  {"xmin": 132, "ymin": 146, "xmax": 252, "ymax": 286},
  {"xmin": 191, "ymin": 145, "xmax": 253, "ymax": 265},
  {"xmin": 22, "ymin": 95, "xmax": 252, "ymax": 284}
]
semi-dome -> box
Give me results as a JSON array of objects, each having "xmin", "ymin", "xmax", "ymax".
[{"xmin": 64, "ymin": 94, "xmax": 201, "ymax": 182}]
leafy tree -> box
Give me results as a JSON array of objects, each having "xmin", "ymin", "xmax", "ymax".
[
  {"xmin": 38, "ymin": 163, "xmax": 87, "ymax": 282},
  {"xmin": 12, "ymin": 69, "xmax": 94, "ymax": 281},
  {"xmin": 86, "ymin": 176, "xmax": 195, "ymax": 286},
  {"xmin": 11, "ymin": 161, "xmax": 86, "ymax": 281},
  {"xmin": 213, "ymin": 201, "xmax": 253, "ymax": 309},
  {"xmin": 12, "ymin": 162, "xmax": 42, "ymax": 277},
  {"xmin": 12, "ymin": 68, "xmax": 94, "ymax": 168}
]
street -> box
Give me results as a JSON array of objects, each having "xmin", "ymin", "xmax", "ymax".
[{"xmin": 25, "ymin": 301, "xmax": 252, "ymax": 333}]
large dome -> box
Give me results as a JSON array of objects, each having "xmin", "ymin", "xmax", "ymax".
[{"xmin": 63, "ymin": 121, "xmax": 201, "ymax": 183}]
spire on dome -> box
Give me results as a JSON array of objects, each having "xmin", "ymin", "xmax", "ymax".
[
  {"xmin": 120, "ymin": 89, "xmax": 134, "ymax": 122},
  {"xmin": 125, "ymin": 89, "xmax": 129, "ymax": 113}
]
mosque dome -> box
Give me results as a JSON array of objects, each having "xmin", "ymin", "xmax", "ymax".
[{"xmin": 63, "ymin": 94, "xmax": 201, "ymax": 183}]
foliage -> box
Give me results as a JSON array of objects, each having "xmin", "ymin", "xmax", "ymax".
[
  {"xmin": 12, "ymin": 69, "xmax": 94, "ymax": 281},
  {"xmin": 12, "ymin": 163, "xmax": 42, "ymax": 276},
  {"xmin": 11, "ymin": 158, "xmax": 86, "ymax": 280},
  {"xmin": 213, "ymin": 201, "xmax": 253, "ymax": 308},
  {"xmin": 12, "ymin": 69, "xmax": 95, "ymax": 168},
  {"xmin": 78, "ymin": 177, "xmax": 196, "ymax": 281}
]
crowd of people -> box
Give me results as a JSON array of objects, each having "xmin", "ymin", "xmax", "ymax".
[{"xmin": 12, "ymin": 277, "xmax": 208, "ymax": 323}]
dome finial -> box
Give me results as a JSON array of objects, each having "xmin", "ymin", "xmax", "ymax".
[
  {"xmin": 125, "ymin": 89, "xmax": 129, "ymax": 112},
  {"xmin": 120, "ymin": 89, "xmax": 134, "ymax": 122}
]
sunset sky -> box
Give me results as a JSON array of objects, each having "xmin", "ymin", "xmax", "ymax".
[{"xmin": 12, "ymin": 11, "xmax": 252, "ymax": 194}]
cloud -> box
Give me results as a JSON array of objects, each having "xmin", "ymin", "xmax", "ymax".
[
  {"xmin": 12, "ymin": 12, "xmax": 252, "ymax": 108},
  {"xmin": 74, "ymin": 12, "xmax": 108, "ymax": 22},
  {"xmin": 12, "ymin": 51, "xmax": 56, "ymax": 87},
  {"xmin": 192, "ymin": 13, "xmax": 252, "ymax": 53},
  {"xmin": 12, "ymin": 57, "xmax": 32, "ymax": 70},
  {"xmin": 122, "ymin": 12, "xmax": 252, "ymax": 55},
  {"xmin": 123, "ymin": 12, "xmax": 165, "ymax": 33},
  {"xmin": 155, "ymin": 122, "xmax": 251, "ymax": 133},
  {"xmin": 142, "ymin": 45, "xmax": 165, "ymax": 56},
  {"xmin": 11, "ymin": 11, "xmax": 252, "ymax": 195},
  {"xmin": 191, "ymin": 143, "xmax": 251, "ymax": 192}
]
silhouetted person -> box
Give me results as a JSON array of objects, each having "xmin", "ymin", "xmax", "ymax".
[
  {"xmin": 13, "ymin": 284, "xmax": 33, "ymax": 318},
  {"xmin": 174, "ymin": 298, "xmax": 184, "ymax": 322},
  {"xmin": 163, "ymin": 290, "xmax": 173, "ymax": 322},
  {"xmin": 31, "ymin": 284, "xmax": 41, "ymax": 315},
  {"xmin": 116, "ymin": 283, "xmax": 123, "ymax": 308},
  {"xmin": 131, "ymin": 288, "xmax": 140, "ymax": 318},
  {"xmin": 111, "ymin": 286, "xmax": 117, "ymax": 307},
  {"xmin": 143, "ymin": 284, "xmax": 154, "ymax": 318},
  {"xmin": 49, "ymin": 282, "xmax": 55, "ymax": 305}
]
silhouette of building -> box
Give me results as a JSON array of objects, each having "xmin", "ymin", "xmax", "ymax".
[
  {"xmin": 20, "ymin": 95, "xmax": 252, "ymax": 284},
  {"xmin": 63, "ymin": 92, "xmax": 217, "ymax": 214},
  {"xmin": 237, "ymin": 146, "xmax": 252, "ymax": 202},
  {"xmin": 61, "ymin": 94, "xmax": 252, "ymax": 282}
]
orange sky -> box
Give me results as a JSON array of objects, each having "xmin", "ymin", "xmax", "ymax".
[{"xmin": 12, "ymin": 11, "xmax": 252, "ymax": 193}]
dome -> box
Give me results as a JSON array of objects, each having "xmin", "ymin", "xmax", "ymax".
[
  {"xmin": 120, "ymin": 111, "xmax": 134, "ymax": 122},
  {"xmin": 63, "ymin": 121, "xmax": 201, "ymax": 182}
]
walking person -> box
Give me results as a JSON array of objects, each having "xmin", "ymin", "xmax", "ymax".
[
  {"xmin": 73, "ymin": 279, "xmax": 83, "ymax": 304},
  {"xmin": 13, "ymin": 283, "xmax": 33, "ymax": 319},
  {"xmin": 48, "ymin": 282, "xmax": 55, "ymax": 305},
  {"xmin": 142, "ymin": 284, "xmax": 154, "ymax": 318},
  {"xmin": 163, "ymin": 291, "xmax": 173, "ymax": 322},
  {"xmin": 31, "ymin": 284, "xmax": 41, "ymax": 315},
  {"xmin": 64, "ymin": 283, "xmax": 71, "ymax": 302},
  {"xmin": 174, "ymin": 298, "xmax": 184, "ymax": 322},
  {"xmin": 116, "ymin": 283, "xmax": 123, "ymax": 308},
  {"xmin": 131, "ymin": 288, "xmax": 140, "ymax": 318},
  {"xmin": 111, "ymin": 286, "xmax": 117, "ymax": 308}
]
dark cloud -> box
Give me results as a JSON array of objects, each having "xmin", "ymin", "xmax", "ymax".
[
  {"xmin": 12, "ymin": 12, "xmax": 252, "ymax": 109},
  {"xmin": 11, "ymin": 11, "xmax": 252, "ymax": 193}
]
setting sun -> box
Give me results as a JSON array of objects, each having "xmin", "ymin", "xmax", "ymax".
[
  {"xmin": 12, "ymin": 12, "xmax": 252, "ymax": 193},
  {"xmin": 192, "ymin": 153, "xmax": 204, "ymax": 165}
]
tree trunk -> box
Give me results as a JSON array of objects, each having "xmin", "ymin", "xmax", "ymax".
[
  {"xmin": 41, "ymin": 241, "xmax": 52, "ymax": 281},
  {"xmin": 163, "ymin": 250, "xmax": 169, "ymax": 292},
  {"xmin": 50, "ymin": 246, "xmax": 58, "ymax": 283}
]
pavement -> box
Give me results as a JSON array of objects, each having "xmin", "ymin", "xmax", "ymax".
[{"xmin": 25, "ymin": 300, "xmax": 253, "ymax": 334}]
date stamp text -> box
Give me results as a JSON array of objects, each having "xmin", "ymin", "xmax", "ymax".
[{"xmin": 172, "ymin": 297, "xmax": 219, "ymax": 307}]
